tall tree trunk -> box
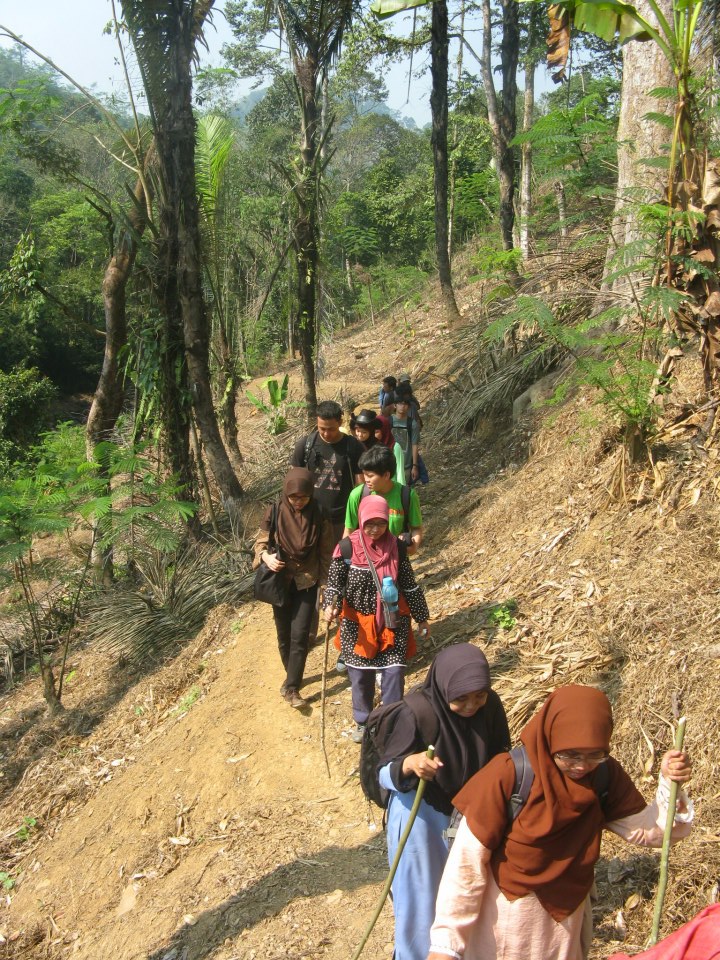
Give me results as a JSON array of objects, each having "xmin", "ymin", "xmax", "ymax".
[
  {"xmin": 86, "ymin": 175, "xmax": 150, "ymax": 584},
  {"xmin": 602, "ymin": 0, "xmax": 674, "ymax": 293},
  {"xmin": 164, "ymin": 7, "xmax": 243, "ymax": 515},
  {"xmin": 448, "ymin": 0, "xmax": 465, "ymax": 263},
  {"xmin": 482, "ymin": 0, "xmax": 520, "ymax": 251},
  {"xmin": 430, "ymin": 0, "xmax": 461, "ymax": 325},
  {"xmin": 293, "ymin": 60, "xmax": 320, "ymax": 420},
  {"xmin": 519, "ymin": 9, "xmax": 541, "ymax": 260}
]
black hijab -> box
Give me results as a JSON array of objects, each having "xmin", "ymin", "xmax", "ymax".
[{"xmin": 380, "ymin": 643, "xmax": 510, "ymax": 812}]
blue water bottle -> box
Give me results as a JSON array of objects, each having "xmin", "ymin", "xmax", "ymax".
[{"xmin": 381, "ymin": 576, "xmax": 399, "ymax": 629}]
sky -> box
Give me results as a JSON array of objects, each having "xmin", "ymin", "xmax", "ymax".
[{"xmin": 0, "ymin": 0, "xmax": 437, "ymax": 126}]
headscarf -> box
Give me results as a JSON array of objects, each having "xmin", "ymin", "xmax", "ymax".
[
  {"xmin": 378, "ymin": 643, "xmax": 510, "ymax": 813},
  {"xmin": 333, "ymin": 496, "xmax": 398, "ymax": 632},
  {"xmin": 453, "ymin": 685, "xmax": 647, "ymax": 921},
  {"xmin": 375, "ymin": 415, "xmax": 395, "ymax": 450},
  {"xmin": 265, "ymin": 468, "xmax": 321, "ymax": 565}
]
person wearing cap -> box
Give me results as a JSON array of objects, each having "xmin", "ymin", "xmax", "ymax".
[
  {"xmin": 350, "ymin": 409, "xmax": 380, "ymax": 451},
  {"xmin": 323, "ymin": 496, "xmax": 430, "ymax": 742}
]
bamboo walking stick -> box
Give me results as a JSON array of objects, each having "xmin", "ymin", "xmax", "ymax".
[
  {"xmin": 319, "ymin": 620, "xmax": 332, "ymax": 778},
  {"xmin": 649, "ymin": 715, "xmax": 687, "ymax": 946},
  {"xmin": 350, "ymin": 746, "xmax": 435, "ymax": 960}
]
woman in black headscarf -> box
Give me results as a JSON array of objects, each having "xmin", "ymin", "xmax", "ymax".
[
  {"xmin": 376, "ymin": 643, "xmax": 510, "ymax": 960},
  {"xmin": 253, "ymin": 468, "xmax": 334, "ymax": 708}
]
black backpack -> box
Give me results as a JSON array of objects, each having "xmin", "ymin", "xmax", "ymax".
[{"xmin": 360, "ymin": 690, "xmax": 439, "ymax": 808}]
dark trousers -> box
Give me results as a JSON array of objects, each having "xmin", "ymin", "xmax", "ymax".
[
  {"xmin": 273, "ymin": 582, "xmax": 318, "ymax": 690},
  {"xmin": 347, "ymin": 664, "xmax": 405, "ymax": 724}
]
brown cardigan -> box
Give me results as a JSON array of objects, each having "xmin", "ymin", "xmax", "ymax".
[{"xmin": 253, "ymin": 512, "xmax": 335, "ymax": 591}]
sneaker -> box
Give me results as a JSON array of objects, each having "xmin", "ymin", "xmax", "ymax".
[
  {"xmin": 351, "ymin": 723, "xmax": 366, "ymax": 744},
  {"xmin": 284, "ymin": 687, "xmax": 306, "ymax": 709},
  {"xmin": 336, "ymin": 656, "xmax": 347, "ymax": 674}
]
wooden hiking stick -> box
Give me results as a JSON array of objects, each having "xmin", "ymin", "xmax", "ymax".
[
  {"xmin": 649, "ymin": 715, "xmax": 687, "ymax": 946},
  {"xmin": 350, "ymin": 746, "xmax": 435, "ymax": 960},
  {"xmin": 320, "ymin": 620, "xmax": 331, "ymax": 778}
]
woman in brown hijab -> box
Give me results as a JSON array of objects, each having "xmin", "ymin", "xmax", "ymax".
[
  {"xmin": 428, "ymin": 685, "xmax": 693, "ymax": 960},
  {"xmin": 253, "ymin": 468, "xmax": 334, "ymax": 708}
]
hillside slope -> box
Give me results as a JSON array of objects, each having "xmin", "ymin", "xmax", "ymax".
[{"xmin": 1, "ymin": 276, "xmax": 719, "ymax": 959}]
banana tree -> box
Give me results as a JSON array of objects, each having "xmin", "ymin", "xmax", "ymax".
[{"xmin": 525, "ymin": 0, "xmax": 720, "ymax": 395}]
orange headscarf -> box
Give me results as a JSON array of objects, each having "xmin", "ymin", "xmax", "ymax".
[{"xmin": 453, "ymin": 685, "xmax": 647, "ymax": 921}]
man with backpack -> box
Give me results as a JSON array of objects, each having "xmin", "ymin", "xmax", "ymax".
[
  {"xmin": 290, "ymin": 400, "xmax": 364, "ymax": 544},
  {"xmin": 391, "ymin": 397, "xmax": 421, "ymax": 486},
  {"xmin": 343, "ymin": 446, "xmax": 423, "ymax": 554}
]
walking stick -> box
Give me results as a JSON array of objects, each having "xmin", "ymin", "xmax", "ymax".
[
  {"xmin": 350, "ymin": 746, "xmax": 435, "ymax": 960},
  {"xmin": 319, "ymin": 620, "xmax": 332, "ymax": 778},
  {"xmin": 649, "ymin": 715, "xmax": 687, "ymax": 946}
]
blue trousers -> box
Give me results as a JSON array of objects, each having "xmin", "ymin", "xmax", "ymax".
[
  {"xmin": 347, "ymin": 664, "xmax": 405, "ymax": 723},
  {"xmin": 379, "ymin": 766, "xmax": 450, "ymax": 960}
]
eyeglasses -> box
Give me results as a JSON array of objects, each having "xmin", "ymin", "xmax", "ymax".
[
  {"xmin": 554, "ymin": 751, "xmax": 609, "ymax": 767},
  {"xmin": 363, "ymin": 520, "xmax": 388, "ymax": 530}
]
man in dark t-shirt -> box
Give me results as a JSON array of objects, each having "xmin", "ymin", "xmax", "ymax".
[{"xmin": 290, "ymin": 400, "xmax": 364, "ymax": 543}]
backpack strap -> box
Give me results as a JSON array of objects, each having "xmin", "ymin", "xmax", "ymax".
[
  {"xmin": 339, "ymin": 537, "xmax": 352, "ymax": 564},
  {"xmin": 404, "ymin": 690, "xmax": 440, "ymax": 750},
  {"xmin": 304, "ymin": 430, "xmax": 318, "ymax": 468},
  {"xmin": 508, "ymin": 744, "xmax": 535, "ymax": 820},
  {"xmin": 401, "ymin": 485, "xmax": 411, "ymax": 533},
  {"xmin": 507, "ymin": 744, "xmax": 610, "ymax": 822},
  {"xmin": 593, "ymin": 759, "xmax": 610, "ymax": 813}
]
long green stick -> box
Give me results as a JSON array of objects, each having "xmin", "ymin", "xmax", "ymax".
[
  {"xmin": 649, "ymin": 716, "xmax": 687, "ymax": 946},
  {"xmin": 350, "ymin": 746, "xmax": 435, "ymax": 960}
]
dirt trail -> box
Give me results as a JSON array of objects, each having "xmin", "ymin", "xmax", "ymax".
[{"xmin": 5, "ymin": 600, "xmax": 405, "ymax": 959}]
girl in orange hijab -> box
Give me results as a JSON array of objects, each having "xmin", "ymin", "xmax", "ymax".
[{"xmin": 428, "ymin": 685, "xmax": 693, "ymax": 960}]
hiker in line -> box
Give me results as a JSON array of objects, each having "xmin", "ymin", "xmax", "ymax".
[
  {"xmin": 290, "ymin": 400, "xmax": 364, "ymax": 544},
  {"xmin": 428, "ymin": 685, "xmax": 694, "ymax": 960},
  {"xmin": 335, "ymin": 446, "xmax": 423, "ymax": 675},
  {"xmin": 374, "ymin": 414, "xmax": 406, "ymax": 486},
  {"xmin": 378, "ymin": 644, "xmax": 510, "ymax": 960},
  {"xmin": 392, "ymin": 396, "xmax": 421, "ymax": 486},
  {"xmin": 323, "ymin": 496, "xmax": 430, "ymax": 742},
  {"xmin": 396, "ymin": 374, "xmax": 424, "ymax": 428},
  {"xmin": 350, "ymin": 409, "xmax": 380, "ymax": 451},
  {"xmin": 344, "ymin": 446, "xmax": 423, "ymax": 553},
  {"xmin": 379, "ymin": 376, "xmax": 397, "ymax": 412},
  {"xmin": 396, "ymin": 378, "xmax": 430, "ymax": 483},
  {"xmin": 253, "ymin": 468, "xmax": 334, "ymax": 709}
]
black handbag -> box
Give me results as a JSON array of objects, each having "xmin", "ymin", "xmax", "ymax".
[{"xmin": 253, "ymin": 503, "xmax": 288, "ymax": 606}]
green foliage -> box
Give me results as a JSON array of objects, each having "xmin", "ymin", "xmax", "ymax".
[
  {"xmin": 246, "ymin": 375, "xmax": 304, "ymax": 434},
  {"xmin": 469, "ymin": 244, "xmax": 523, "ymax": 284},
  {"xmin": 0, "ymin": 367, "xmax": 58, "ymax": 475},
  {"xmin": 484, "ymin": 291, "xmax": 676, "ymax": 442},
  {"xmin": 0, "ymin": 871, "xmax": 15, "ymax": 891},
  {"xmin": 486, "ymin": 600, "xmax": 518, "ymax": 631},
  {"xmin": 0, "ymin": 422, "xmax": 197, "ymax": 710},
  {"xmin": 174, "ymin": 685, "xmax": 201, "ymax": 713},
  {"xmin": 15, "ymin": 816, "xmax": 37, "ymax": 842}
]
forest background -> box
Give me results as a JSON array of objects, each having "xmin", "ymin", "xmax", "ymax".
[
  {"xmin": 0, "ymin": 0, "xmax": 719, "ymax": 955},
  {"xmin": 0, "ymin": 0, "xmax": 717, "ymax": 715}
]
